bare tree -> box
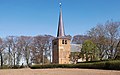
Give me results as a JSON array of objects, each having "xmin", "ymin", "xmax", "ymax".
[
  {"xmin": 88, "ymin": 24, "xmax": 107, "ymax": 60},
  {"xmin": 105, "ymin": 21, "xmax": 120, "ymax": 59},
  {"xmin": 0, "ymin": 38, "xmax": 6, "ymax": 67},
  {"xmin": 31, "ymin": 35, "xmax": 45, "ymax": 64},
  {"xmin": 31, "ymin": 35, "xmax": 54, "ymax": 64},
  {"xmin": 5, "ymin": 36, "xmax": 19, "ymax": 67},
  {"xmin": 88, "ymin": 20, "xmax": 120, "ymax": 60},
  {"xmin": 43, "ymin": 35, "xmax": 54, "ymax": 64},
  {"xmin": 19, "ymin": 36, "xmax": 32, "ymax": 66},
  {"xmin": 115, "ymin": 40, "xmax": 120, "ymax": 59},
  {"xmin": 72, "ymin": 35, "xmax": 89, "ymax": 44},
  {"xmin": 15, "ymin": 38, "xmax": 23, "ymax": 65}
]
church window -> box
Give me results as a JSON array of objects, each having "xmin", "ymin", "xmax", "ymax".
[
  {"xmin": 62, "ymin": 40, "xmax": 64, "ymax": 44},
  {"xmin": 65, "ymin": 40, "xmax": 67, "ymax": 44}
]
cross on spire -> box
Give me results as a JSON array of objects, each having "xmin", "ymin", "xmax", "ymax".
[{"xmin": 59, "ymin": 2, "xmax": 62, "ymax": 8}]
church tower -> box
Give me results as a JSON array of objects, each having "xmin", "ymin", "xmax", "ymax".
[{"xmin": 52, "ymin": 3, "xmax": 71, "ymax": 64}]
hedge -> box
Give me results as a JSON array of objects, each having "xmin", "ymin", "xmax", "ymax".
[
  {"xmin": 30, "ymin": 60, "xmax": 120, "ymax": 70},
  {"xmin": 0, "ymin": 65, "xmax": 26, "ymax": 69}
]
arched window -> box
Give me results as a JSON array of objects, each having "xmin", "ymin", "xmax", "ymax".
[
  {"xmin": 65, "ymin": 40, "xmax": 67, "ymax": 44},
  {"xmin": 62, "ymin": 40, "xmax": 64, "ymax": 44}
]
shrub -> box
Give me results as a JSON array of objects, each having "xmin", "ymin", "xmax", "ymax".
[
  {"xmin": 0, "ymin": 65, "xmax": 26, "ymax": 69},
  {"xmin": 0, "ymin": 65, "xmax": 9, "ymax": 69},
  {"xmin": 30, "ymin": 60, "xmax": 120, "ymax": 70}
]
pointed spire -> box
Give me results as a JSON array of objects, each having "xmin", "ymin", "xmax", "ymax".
[{"xmin": 57, "ymin": 2, "xmax": 65, "ymax": 37}]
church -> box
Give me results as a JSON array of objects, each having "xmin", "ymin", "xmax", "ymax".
[{"xmin": 52, "ymin": 3, "xmax": 71, "ymax": 64}]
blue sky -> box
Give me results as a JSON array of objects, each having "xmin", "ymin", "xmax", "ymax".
[{"xmin": 0, "ymin": 0, "xmax": 120, "ymax": 38}]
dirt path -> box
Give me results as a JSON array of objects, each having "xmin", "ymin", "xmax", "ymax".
[{"xmin": 0, "ymin": 68, "xmax": 120, "ymax": 75}]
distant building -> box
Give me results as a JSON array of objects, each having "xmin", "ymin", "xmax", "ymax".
[
  {"xmin": 70, "ymin": 44, "xmax": 85, "ymax": 63},
  {"xmin": 71, "ymin": 44, "xmax": 82, "ymax": 52}
]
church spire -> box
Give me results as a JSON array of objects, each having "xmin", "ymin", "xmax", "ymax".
[{"xmin": 57, "ymin": 2, "xmax": 65, "ymax": 37}]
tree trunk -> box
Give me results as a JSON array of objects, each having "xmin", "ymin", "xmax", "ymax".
[
  {"xmin": 8, "ymin": 45, "xmax": 11, "ymax": 67},
  {"xmin": 115, "ymin": 40, "xmax": 120, "ymax": 59},
  {"xmin": 13, "ymin": 53, "xmax": 15, "ymax": 67},
  {"xmin": 0, "ymin": 52, "xmax": 3, "ymax": 67},
  {"xmin": 26, "ymin": 58, "xmax": 29, "ymax": 67},
  {"xmin": 86, "ymin": 54, "xmax": 88, "ymax": 61}
]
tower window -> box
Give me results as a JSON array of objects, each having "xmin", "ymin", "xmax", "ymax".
[
  {"xmin": 54, "ymin": 42, "xmax": 57, "ymax": 45},
  {"xmin": 62, "ymin": 40, "xmax": 64, "ymax": 44},
  {"xmin": 65, "ymin": 40, "xmax": 67, "ymax": 44}
]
